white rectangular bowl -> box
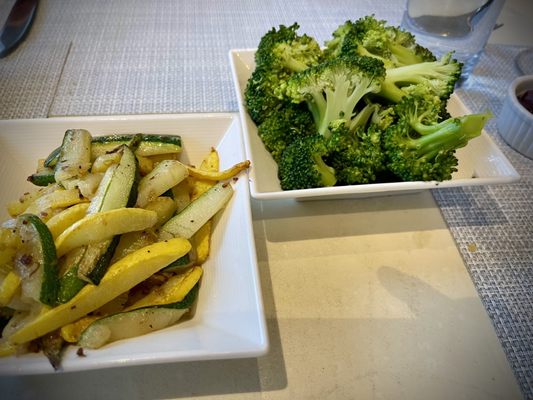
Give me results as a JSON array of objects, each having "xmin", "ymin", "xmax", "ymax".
[
  {"xmin": 229, "ymin": 49, "xmax": 520, "ymax": 201},
  {"xmin": 0, "ymin": 113, "xmax": 268, "ymax": 375}
]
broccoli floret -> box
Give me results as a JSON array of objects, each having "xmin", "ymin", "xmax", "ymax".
[
  {"xmin": 324, "ymin": 21, "xmax": 355, "ymax": 60},
  {"xmin": 334, "ymin": 16, "xmax": 435, "ymax": 68},
  {"xmin": 255, "ymin": 23, "xmax": 323, "ymax": 72},
  {"xmin": 371, "ymin": 103, "xmax": 395, "ymax": 131},
  {"xmin": 384, "ymin": 96, "xmax": 492, "ymax": 181},
  {"xmin": 286, "ymin": 55, "xmax": 385, "ymax": 138},
  {"xmin": 378, "ymin": 53, "xmax": 462, "ymax": 104},
  {"xmin": 245, "ymin": 24, "xmax": 323, "ymax": 125},
  {"xmin": 257, "ymin": 103, "xmax": 316, "ymax": 162},
  {"xmin": 326, "ymin": 118, "xmax": 385, "ymax": 185},
  {"xmin": 244, "ymin": 65, "xmax": 287, "ymax": 125},
  {"xmin": 278, "ymin": 135, "xmax": 336, "ymax": 190}
]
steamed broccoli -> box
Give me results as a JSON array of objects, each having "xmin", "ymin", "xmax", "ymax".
[
  {"xmin": 256, "ymin": 23, "xmax": 323, "ymax": 73},
  {"xmin": 278, "ymin": 135, "xmax": 336, "ymax": 190},
  {"xmin": 245, "ymin": 18, "xmax": 489, "ymax": 190},
  {"xmin": 326, "ymin": 16, "xmax": 435, "ymax": 67},
  {"xmin": 286, "ymin": 55, "xmax": 385, "ymax": 137},
  {"xmin": 244, "ymin": 65, "xmax": 286, "ymax": 125},
  {"xmin": 323, "ymin": 21, "xmax": 355, "ymax": 60},
  {"xmin": 326, "ymin": 117, "xmax": 385, "ymax": 185},
  {"xmin": 245, "ymin": 23, "xmax": 323, "ymax": 125},
  {"xmin": 383, "ymin": 96, "xmax": 492, "ymax": 181},
  {"xmin": 378, "ymin": 53, "xmax": 462, "ymax": 103},
  {"xmin": 257, "ymin": 103, "xmax": 316, "ymax": 162}
]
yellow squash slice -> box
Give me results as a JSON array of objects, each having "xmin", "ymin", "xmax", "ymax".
[
  {"xmin": 46, "ymin": 203, "xmax": 90, "ymax": 239},
  {"xmin": 8, "ymin": 237, "xmax": 191, "ymax": 344},
  {"xmin": 55, "ymin": 208, "xmax": 158, "ymax": 257}
]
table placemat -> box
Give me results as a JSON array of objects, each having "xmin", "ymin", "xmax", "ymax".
[{"xmin": 433, "ymin": 44, "xmax": 533, "ymax": 398}]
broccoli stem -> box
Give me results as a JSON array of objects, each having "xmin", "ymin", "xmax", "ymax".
[
  {"xmin": 407, "ymin": 113, "xmax": 492, "ymax": 157},
  {"xmin": 379, "ymin": 56, "xmax": 459, "ymax": 103},
  {"xmin": 349, "ymin": 103, "xmax": 377, "ymax": 131},
  {"xmin": 307, "ymin": 91, "xmax": 328, "ymax": 132},
  {"xmin": 312, "ymin": 154, "xmax": 337, "ymax": 186},
  {"xmin": 318, "ymin": 77, "xmax": 374, "ymax": 137},
  {"xmin": 389, "ymin": 43, "xmax": 422, "ymax": 66},
  {"xmin": 408, "ymin": 122, "xmax": 464, "ymax": 156}
]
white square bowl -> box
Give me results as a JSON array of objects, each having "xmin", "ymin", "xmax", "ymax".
[
  {"xmin": 0, "ymin": 113, "xmax": 268, "ymax": 375},
  {"xmin": 229, "ymin": 49, "xmax": 520, "ymax": 201}
]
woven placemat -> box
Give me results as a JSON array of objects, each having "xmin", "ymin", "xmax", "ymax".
[
  {"xmin": 38, "ymin": 0, "xmax": 403, "ymax": 117},
  {"xmin": 433, "ymin": 44, "xmax": 533, "ymax": 398}
]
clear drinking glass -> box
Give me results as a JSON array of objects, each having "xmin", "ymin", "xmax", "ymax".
[{"xmin": 401, "ymin": 0, "xmax": 506, "ymax": 83}]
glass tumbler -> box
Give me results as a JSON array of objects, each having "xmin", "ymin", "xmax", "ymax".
[{"xmin": 401, "ymin": 0, "xmax": 505, "ymax": 83}]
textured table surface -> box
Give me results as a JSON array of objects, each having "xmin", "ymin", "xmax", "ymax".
[{"xmin": 0, "ymin": 0, "xmax": 532, "ymax": 399}]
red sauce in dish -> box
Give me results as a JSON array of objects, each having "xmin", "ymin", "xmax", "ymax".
[{"xmin": 517, "ymin": 90, "xmax": 533, "ymax": 114}]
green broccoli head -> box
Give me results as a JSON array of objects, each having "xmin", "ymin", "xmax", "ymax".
[
  {"xmin": 371, "ymin": 104, "xmax": 395, "ymax": 131},
  {"xmin": 278, "ymin": 134, "xmax": 336, "ymax": 190},
  {"xmin": 324, "ymin": 21, "xmax": 355, "ymax": 60},
  {"xmin": 379, "ymin": 52, "xmax": 463, "ymax": 104},
  {"xmin": 326, "ymin": 119, "xmax": 385, "ymax": 185},
  {"xmin": 286, "ymin": 55, "xmax": 385, "ymax": 138},
  {"xmin": 246, "ymin": 23, "xmax": 323, "ymax": 125},
  {"xmin": 257, "ymin": 103, "xmax": 316, "ymax": 162},
  {"xmin": 337, "ymin": 15, "xmax": 435, "ymax": 68},
  {"xmin": 244, "ymin": 65, "xmax": 287, "ymax": 125},
  {"xmin": 256, "ymin": 23, "xmax": 323, "ymax": 73},
  {"xmin": 384, "ymin": 96, "xmax": 492, "ymax": 181}
]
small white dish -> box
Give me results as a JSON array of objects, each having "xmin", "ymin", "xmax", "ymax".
[
  {"xmin": 0, "ymin": 113, "xmax": 268, "ymax": 375},
  {"xmin": 229, "ymin": 49, "xmax": 520, "ymax": 201},
  {"xmin": 497, "ymin": 74, "xmax": 533, "ymax": 159}
]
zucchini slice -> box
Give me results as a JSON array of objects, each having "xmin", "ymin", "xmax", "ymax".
[
  {"xmin": 91, "ymin": 134, "xmax": 182, "ymax": 159},
  {"xmin": 159, "ymin": 181, "xmax": 233, "ymax": 240},
  {"xmin": 54, "ymin": 129, "xmax": 92, "ymax": 186},
  {"xmin": 57, "ymin": 237, "xmax": 120, "ymax": 303},
  {"xmin": 15, "ymin": 214, "xmax": 59, "ymax": 306},
  {"xmin": 135, "ymin": 160, "xmax": 188, "ymax": 208},
  {"xmin": 43, "ymin": 134, "xmax": 182, "ymax": 175},
  {"xmin": 43, "ymin": 146, "xmax": 61, "ymax": 168},
  {"xmin": 78, "ymin": 284, "xmax": 198, "ymax": 349},
  {"xmin": 27, "ymin": 168, "xmax": 56, "ymax": 187},
  {"xmin": 88, "ymin": 145, "xmax": 139, "ymax": 213}
]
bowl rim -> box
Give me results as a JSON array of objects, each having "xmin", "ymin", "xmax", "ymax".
[{"xmin": 509, "ymin": 74, "xmax": 533, "ymax": 120}]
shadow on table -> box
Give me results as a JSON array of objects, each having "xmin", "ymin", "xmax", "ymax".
[{"xmin": 252, "ymin": 191, "xmax": 448, "ymax": 244}]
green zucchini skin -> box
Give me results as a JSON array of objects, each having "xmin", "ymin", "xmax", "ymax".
[
  {"xmin": 91, "ymin": 134, "xmax": 182, "ymax": 158},
  {"xmin": 57, "ymin": 235, "xmax": 121, "ymax": 303},
  {"xmin": 27, "ymin": 168, "xmax": 56, "ymax": 186},
  {"xmin": 161, "ymin": 252, "xmax": 193, "ymax": 272},
  {"xmin": 43, "ymin": 146, "xmax": 61, "ymax": 168},
  {"xmin": 85, "ymin": 236, "xmax": 121, "ymax": 285},
  {"xmin": 19, "ymin": 214, "xmax": 59, "ymax": 306},
  {"xmin": 57, "ymin": 265, "xmax": 86, "ymax": 304},
  {"xmin": 160, "ymin": 283, "xmax": 199, "ymax": 310}
]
